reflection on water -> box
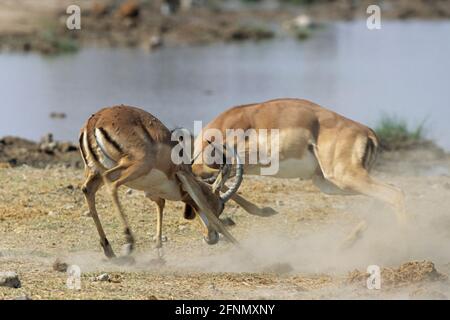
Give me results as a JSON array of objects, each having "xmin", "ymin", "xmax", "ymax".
[{"xmin": 1, "ymin": 21, "xmax": 450, "ymax": 149}]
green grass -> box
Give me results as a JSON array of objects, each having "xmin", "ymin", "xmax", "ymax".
[
  {"xmin": 375, "ymin": 114, "xmax": 427, "ymax": 150},
  {"xmin": 40, "ymin": 30, "xmax": 79, "ymax": 54}
]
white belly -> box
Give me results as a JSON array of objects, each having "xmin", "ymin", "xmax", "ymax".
[
  {"xmin": 246, "ymin": 154, "xmax": 318, "ymax": 179},
  {"xmin": 125, "ymin": 169, "xmax": 182, "ymax": 201}
]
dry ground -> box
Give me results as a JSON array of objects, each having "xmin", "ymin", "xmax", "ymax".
[
  {"xmin": 2, "ymin": 0, "xmax": 450, "ymax": 54},
  {"xmin": 1, "ymin": 150, "xmax": 450, "ymax": 299}
]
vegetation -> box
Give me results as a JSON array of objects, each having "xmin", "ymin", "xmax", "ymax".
[
  {"xmin": 40, "ymin": 29, "xmax": 79, "ymax": 55},
  {"xmin": 375, "ymin": 114, "xmax": 427, "ymax": 150}
]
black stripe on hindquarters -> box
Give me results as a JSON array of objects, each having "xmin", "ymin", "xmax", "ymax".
[
  {"xmin": 362, "ymin": 138, "xmax": 374, "ymax": 170},
  {"xmin": 86, "ymin": 133, "xmax": 100, "ymax": 163},
  {"xmin": 79, "ymin": 131, "xmax": 88, "ymax": 164},
  {"xmin": 139, "ymin": 122, "xmax": 154, "ymax": 143},
  {"xmin": 98, "ymin": 127, "xmax": 124, "ymax": 154}
]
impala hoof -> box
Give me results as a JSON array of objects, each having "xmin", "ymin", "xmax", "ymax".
[
  {"xmin": 121, "ymin": 243, "xmax": 134, "ymax": 256},
  {"xmin": 261, "ymin": 207, "xmax": 278, "ymax": 217},
  {"xmin": 101, "ymin": 239, "xmax": 116, "ymax": 259},
  {"xmin": 203, "ymin": 230, "xmax": 219, "ymax": 245}
]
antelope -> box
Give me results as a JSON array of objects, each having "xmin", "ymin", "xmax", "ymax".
[
  {"xmin": 192, "ymin": 99, "xmax": 407, "ymax": 235},
  {"xmin": 78, "ymin": 105, "xmax": 242, "ymax": 260}
]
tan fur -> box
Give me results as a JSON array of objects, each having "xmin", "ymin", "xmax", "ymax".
[
  {"xmin": 79, "ymin": 105, "xmax": 240, "ymax": 259},
  {"xmin": 193, "ymin": 98, "xmax": 407, "ymax": 225}
]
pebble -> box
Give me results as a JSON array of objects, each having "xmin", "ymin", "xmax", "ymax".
[
  {"xmin": 62, "ymin": 204, "xmax": 75, "ymax": 210},
  {"xmin": 95, "ymin": 273, "xmax": 110, "ymax": 282},
  {"xmin": 53, "ymin": 259, "xmax": 69, "ymax": 272},
  {"xmin": 0, "ymin": 272, "xmax": 21, "ymax": 288},
  {"xmin": 83, "ymin": 211, "xmax": 93, "ymax": 217}
]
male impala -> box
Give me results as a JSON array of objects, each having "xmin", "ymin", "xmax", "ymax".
[
  {"xmin": 79, "ymin": 105, "xmax": 242, "ymax": 259},
  {"xmin": 192, "ymin": 98, "xmax": 407, "ymax": 227}
]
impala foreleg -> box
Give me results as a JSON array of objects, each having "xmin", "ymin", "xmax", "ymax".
[{"xmin": 221, "ymin": 185, "xmax": 278, "ymax": 217}]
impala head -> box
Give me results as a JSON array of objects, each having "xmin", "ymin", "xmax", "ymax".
[{"xmin": 182, "ymin": 142, "xmax": 243, "ymax": 245}]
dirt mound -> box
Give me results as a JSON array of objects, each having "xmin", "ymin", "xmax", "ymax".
[
  {"xmin": 347, "ymin": 261, "xmax": 448, "ymax": 287},
  {"xmin": 0, "ymin": 135, "xmax": 81, "ymax": 168}
]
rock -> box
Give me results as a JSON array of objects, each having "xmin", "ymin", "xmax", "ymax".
[
  {"xmin": 0, "ymin": 272, "xmax": 21, "ymax": 288},
  {"xmin": 149, "ymin": 35, "xmax": 163, "ymax": 50},
  {"xmin": 95, "ymin": 273, "xmax": 110, "ymax": 282},
  {"xmin": 48, "ymin": 211, "xmax": 59, "ymax": 217},
  {"xmin": 62, "ymin": 204, "xmax": 75, "ymax": 210},
  {"xmin": 126, "ymin": 189, "xmax": 133, "ymax": 195},
  {"xmin": 228, "ymin": 26, "xmax": 274, "ymax": 41},
  {"xmin": 53, "ymin": 259, "xmax": 68, "ymax": 272},
  {"xmin": 94, "ymin": 273, "xmax": 122, "ymax": 283},
  {"xmin": 117, "ymin": 0, "xmax": 140, "ymax": 19},
  {"xmin": 40, "ymin": 133, "xmax": 54, "ymax": 145},
  {"xmin": 49, "ymin": 112, "xmax": 67, "ymax": 119},
  {"xmin": 14, "ymin": 295, "xmax": 32, "ymax": 300},
  {"xmin": 59, "ymin": 142, "xmax": 77, "ymax": 153},
  {"xmin": 291, "ymin": 14, "xmax": 312, "ymax": 29},
  {"xmin": 276, "ymin": 200, "xmax": 284, "ymax": 206},
  {"xmin": 83, "ymin": 211, "xmax": 93, "ymax": 217}
]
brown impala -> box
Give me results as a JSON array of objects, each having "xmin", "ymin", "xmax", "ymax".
[
  {"xmin": 192, "ymin": 98, "xmax": 407, "ymax": 230},
  {"xmin": 79, "ymin": 105, "xmax": 241, "ymax": 259}
]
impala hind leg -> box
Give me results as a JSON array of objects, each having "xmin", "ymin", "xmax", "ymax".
[
  {"xmin": 313, "ymin": 171, "xmax": 368, "ymax": 248},
  {"xmin": 102, "ymin": 162, "xmax": 150, "ymax": 256},
  {"xmin": 329, "ymin": 170, "xmax": 407, "ymax": 225},
  {"xmin": 82, "ymin": 171, "xmax": 116, "ymax": 258}
]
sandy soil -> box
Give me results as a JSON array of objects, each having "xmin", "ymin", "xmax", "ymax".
[{"xmin": 1, "ymin": 144, "xmax": 450, "ymax": 299}]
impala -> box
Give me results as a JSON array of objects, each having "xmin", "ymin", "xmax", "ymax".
[
  {"xmin": 192, "ymin": 99, "xmax": 407, "ymax": 230},
  {"xmin": 78, "ymin": 105, "xmax": 242, "ymax": 259}
]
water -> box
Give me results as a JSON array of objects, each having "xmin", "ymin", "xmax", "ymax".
[{"xmin": 1, "ymin": 20, "xmax": 450, "ymax": 149}]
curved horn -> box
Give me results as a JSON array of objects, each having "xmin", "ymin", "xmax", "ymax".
[
  {"xmin": 219, "ymin": 146, "xmax": 243, "ymax": 203},
  {"xmin": 175, "ymin": 171, "xmax": 239, "ymax": 246}
]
